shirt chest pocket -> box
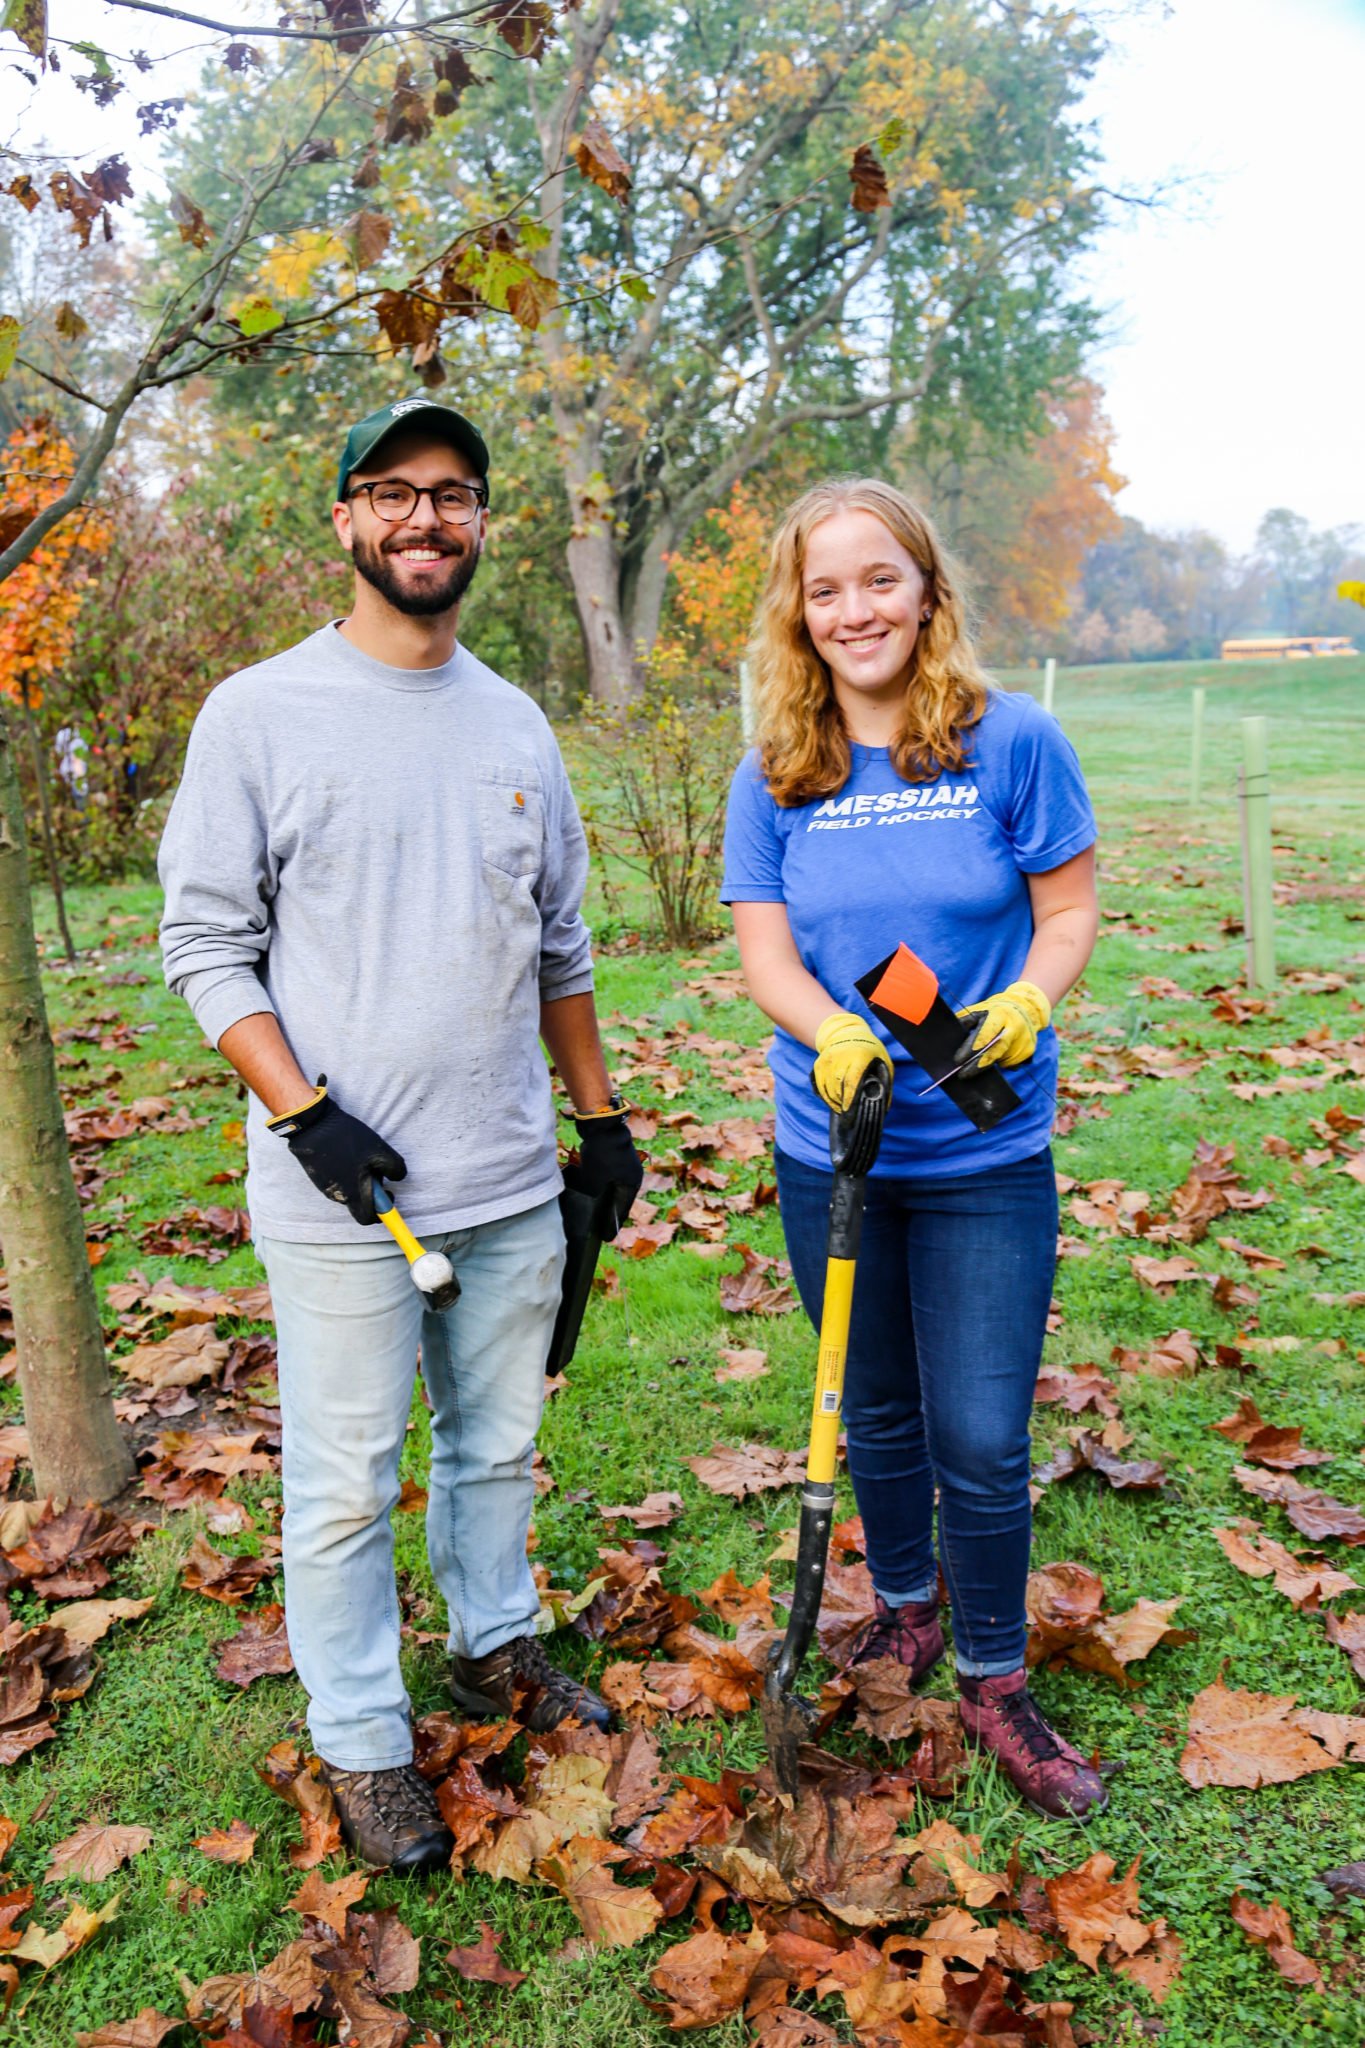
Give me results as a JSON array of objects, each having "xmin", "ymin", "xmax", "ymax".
[{"xmin": 475, "ymin": 772, "xmax": 543, "ymax": 879}]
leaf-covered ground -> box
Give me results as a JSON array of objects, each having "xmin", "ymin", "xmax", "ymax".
[{"xmin": 1, "ymin": 653, "xmax": 1363, "ymax": 2045}]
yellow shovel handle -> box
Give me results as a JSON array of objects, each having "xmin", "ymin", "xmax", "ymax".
[{"xmin": 807, "ymin": 1256, "xmax": 855, "ymax": 1484}]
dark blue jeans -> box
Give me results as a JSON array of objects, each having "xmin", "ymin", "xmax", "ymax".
[{"xmin": 774, "ymin": 1145, "xmax": 1057, "ymax": 1676}]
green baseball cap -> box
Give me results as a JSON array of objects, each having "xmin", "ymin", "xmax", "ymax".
[{"xmin": 335, "ymin": 398, "xmax": 490, "ymax": 504}]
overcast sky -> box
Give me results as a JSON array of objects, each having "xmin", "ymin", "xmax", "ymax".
[
  {"xmin": 4, "ymin": 0, "xmax": 1362, "ymax": 556},
  {"xmin": 1079, "ymin": 0, "xmax": 1365, "ymax": 551}
]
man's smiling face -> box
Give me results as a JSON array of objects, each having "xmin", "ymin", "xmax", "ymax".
[{"xmin": 332, "ymin": 426, "xmax": 488, "ymax": 618}]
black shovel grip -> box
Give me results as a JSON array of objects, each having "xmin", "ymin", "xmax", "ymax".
[{"xmin": 825, "ymin": 1065, "xmax": 890, "ymax": 1261}]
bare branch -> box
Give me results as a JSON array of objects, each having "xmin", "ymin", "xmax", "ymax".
[
  {"xmin": 0, "ymin": 374, "xmax": 139, "ymax": 583},
  {"xmin": 12, "ymin": 357, "xmax": 108, "ymax": 411},
  {"xmin": 99, "ymin": 0, "xmax": 485, "ymax": 47}
]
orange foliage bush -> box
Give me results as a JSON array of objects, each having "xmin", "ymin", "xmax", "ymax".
[
  {"xmin": 0, "ymin": 420, "xmax": 109, "ymax": 709},
  {"xmin": 658, "ymin": 484, "xmax": 771, "ymax": 678}
]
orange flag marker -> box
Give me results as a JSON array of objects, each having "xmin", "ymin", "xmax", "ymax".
[{"xmin": 867, "ymin": 942, "xmax": 939, "ymax": 1026}]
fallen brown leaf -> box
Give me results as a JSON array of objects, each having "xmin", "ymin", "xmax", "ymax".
[
  {"xmin": 686, "ymin": 1442, "xmax": 806, "ymax": 1499},
  {"xmin": 256, "ymin": 1740, "xmax": 343, "ymax": 1868},
  {"xmin": 628, "ymin": 1774, "xmax": 745, "ymax": 1858},
  {"xmin": 119, "ymin": 1323, "xmax": 229, "ymax": 1392},
  {"xmin": 1212, "ymin": 1398, "xmax": 1333, "ymax": 1470},
  {"xmin": 445, "ymin": 1920, "xmax": 527, "ymax": 1987},
  {"xmin": 45, "ymin": 1824, "xmax": 151, "ymax": 1885},
  {"xmin": 181, "ymin": 1533, "xmax": 276, "ymax": 1605},
  {"xmin": 1046, "ymin": 1853, "xmax": 1153, "ymax": 1971},
  {"xmin": 1130, "ymin": 1253, "xmax": 1203, "ymax": 1293},
  {"xmin": 46, "ymin": 1596, "xmax": 153, "ymax": 1647},
  {"xmin": 74, "ymin": 2011, "xmax": 181, "ymax": 2048},
  {"xmin": 647, "ymin": 1924, "xmax": 770, "ymax": 2027},
  {"xmin": 1111, "ymin": 1327, "xmax": 1206, "ymax": 1377},
  {"xmin": 1233, "ymin": 1466, "xmax": 1365, "ymax": 1544},
  {"xmin": 596, "ymin": 1492, "xmax": 683, "ymax": 1529},
  {"xmin": 1033, "ymin": 1363, "xmax": 1120, "ymax": 1417},
  {"xmin": 215, "ymin": 1603, "xmax": 294, "ymax": 1687},
  {"xmin": 1213, "ymin": 1519, "xmax": 1358, "ymax": 1609},
  {"xmin": 1034, "ymin": 1430, "xmax": 1166, "ymax": 1493},
  {"xmin": 14, "ymin": 1894, "xmax": 119, "ymax": 1969},
  {"xmin": 1025, "ymin": 1563, "xmax": 1105, "ymax": 1664},
  {"xmin": 194, "ymin": 1819, "xmax": 258, "ymax": 1865},
  {"xmin": 1113, "ymin": 1922, "xmax": 1184, "ymax": 2004},
  {"xmin": 535, "ymin": 1835, "xmax": 664, "ymax": 1947},
  {"xmin": 1325, "ymin": 1609, "xmax": 1365, "ymax": 1682},
  {"xmin": 1181, "ymin": 1677, "xmax": 1365, "ymax": 1787},
  {"xmin": 719, "ymin": 1244, "xmax": 796, "ymax": 1316},
  {"xmin": 715, "ymin": 1347, "xmax": 770, "ymax": 1383},
  {"xmin": 285, "ymin": 1867, "xmax": 370, "ymax": 1935},
  {"xmin": 697, "ymin": 1568, "xmax": 775, "ymax": 1629},
  {"xmin": 1230, "ymin": 1890, "xmax": 1324, "ymax": 1990},
  {"xmin": 604, "ymin": 1725, "xmax": 670, "ymax": 1830}
]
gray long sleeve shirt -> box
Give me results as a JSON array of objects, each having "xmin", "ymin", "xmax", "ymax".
[{"xmin": 158, "ymin": 623, "xmax": 593, "ymax": 1243}]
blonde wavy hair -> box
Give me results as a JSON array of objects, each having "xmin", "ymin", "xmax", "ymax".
[{"xmin": 751, "ymin": 478, "xmax": 990, "ymax": 807}]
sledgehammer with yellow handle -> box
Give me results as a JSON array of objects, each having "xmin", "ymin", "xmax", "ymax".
[{"xmin": 374, "ymin": 1184, "xmax": 461, "ymax": 1312}]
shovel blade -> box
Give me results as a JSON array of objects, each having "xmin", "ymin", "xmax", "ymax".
[{"xmin": 761, "ymin": 1666, "xmax": 819, "ymax": 1801}]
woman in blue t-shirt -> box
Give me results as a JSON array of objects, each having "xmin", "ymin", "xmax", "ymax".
[{"xmin": 722, "ymin": 478, "xmax": 1104, "ymax": 1818}]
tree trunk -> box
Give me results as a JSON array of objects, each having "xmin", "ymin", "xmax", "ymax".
[
  {"xmin": 552, "ymin": 414, "xmax": 639, "ymax": 706},
  {"xmin": 18, "ymin": 683, "xmax": 77, "ymax": 966},
  {"xmin": 0, "ymin": 703, "xmax": 133, "ymax": 1503},
  {"xmin": 625, "ymin": 516, "xmax": 678, "ymax": 668},
  {"xmin": 566, "ymin": 523, "xmax": 637, "ymax": 706}
]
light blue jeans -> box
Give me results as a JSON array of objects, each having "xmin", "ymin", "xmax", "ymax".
[{"xmin": 258, "ymin": 1196, "xmax": 564, "ymax": 1770}]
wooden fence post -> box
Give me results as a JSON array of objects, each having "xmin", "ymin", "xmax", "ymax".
[
  {"xmin": 1189, "ymin": 686, "xmax": 1206, "ymax": 810},
  {"xmin": 1238, "ymin": 714, "xmax": 1276, "ymax": 989},
  {"xmin": 739, "ymin": 659, "xmax": 756, "ymax": 745}
]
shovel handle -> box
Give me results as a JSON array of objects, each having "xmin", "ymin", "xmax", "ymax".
[{"xmin": 806, "ymin": 1067, "xmax": 890, "ymax": 1485}]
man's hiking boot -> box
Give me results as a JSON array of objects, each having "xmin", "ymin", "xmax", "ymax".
[
  {"xmin": 958, "ymin": 1669, "xmax": 1109, "ymax": 1820},
  {"xmin": 318, "ymin": 1761, "xmax": 454, "ymax": 1873},
  {"xmin": 843, "ymin": 1593, "xmax": 945, "ymax": 1685},
  {"xmin": 450, "ymin": 1632, "xmax": 611, "ymax": 1733}
]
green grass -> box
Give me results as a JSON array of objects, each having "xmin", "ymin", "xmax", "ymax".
[{"xmin": 5, "ymin": 651, "xmax": 1365, "ymax": 2043}]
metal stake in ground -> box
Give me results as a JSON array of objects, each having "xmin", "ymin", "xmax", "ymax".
[
  {"xmin": 761, "ymin": 1063, "xmax": 890, "ymax": 1798},
  {"xmin": 1238, "ymin": 714, "xmax": 1276, "ymax": 990}
]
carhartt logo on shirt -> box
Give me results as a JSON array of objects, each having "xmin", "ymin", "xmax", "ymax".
[{"xmin": 807, "ymin": 785, "xmax": 980, "ymax": 831}]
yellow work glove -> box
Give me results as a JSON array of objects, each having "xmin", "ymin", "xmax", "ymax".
[
  {"xmin": 812, "ymin": 1011, "xmax": 893, "ymax": 1112},
  {"xmin": 954, "ymin": 979, "xmax": 1052, "ymax": 1070}
]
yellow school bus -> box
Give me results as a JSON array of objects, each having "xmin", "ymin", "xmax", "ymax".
[{"xmin": 1221, "ymin": 636, "xmax": 1358, "ymax": 660}]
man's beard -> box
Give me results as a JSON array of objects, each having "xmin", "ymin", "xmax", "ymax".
[{"xmin": 351, "ymin": 528, "xmax": 482, "ymax": 616}]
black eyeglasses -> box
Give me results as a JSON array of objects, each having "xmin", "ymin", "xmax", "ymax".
[{"xmin": 347, "ymin": 479, "xmax": 488, "ymax": 526}]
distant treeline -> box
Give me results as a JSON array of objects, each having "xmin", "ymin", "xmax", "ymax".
[{"xmin": 1059, "ymin": 509, "xmax": 1363, "ymax": 664}]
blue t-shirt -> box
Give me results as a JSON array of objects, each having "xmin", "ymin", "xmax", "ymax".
[{"xmin": 720, "ymin": 690, "xmax": 1096, "ymax": 1178}]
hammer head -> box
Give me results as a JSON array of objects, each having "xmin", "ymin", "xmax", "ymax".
[{"xmin": 409, "ymin": 1250, "xmax": 460, "ymax": 1313}]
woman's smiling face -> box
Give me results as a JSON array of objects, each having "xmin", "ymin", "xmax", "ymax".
[{"xmin": 801, "ymin": 509, "xmax": 930, "ymax": 728}]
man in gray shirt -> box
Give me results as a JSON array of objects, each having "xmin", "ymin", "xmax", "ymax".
[{"xmin": 159, "ymin": 398, "xmax": 643, "ymax": 1873}]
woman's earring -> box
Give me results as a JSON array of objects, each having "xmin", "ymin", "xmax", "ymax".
[{"xmin": 921, "ymin": 610, "xmax": 933, "ymax": 623}]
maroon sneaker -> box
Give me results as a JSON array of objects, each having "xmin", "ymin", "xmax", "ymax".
[
  {"xmin": 958, "ymin": 1669, "xmax": 1108, "ymax": 1819},
  {"xmin": 843, "ymin": 1593, "xmax": 945, "ymax": 1683}
]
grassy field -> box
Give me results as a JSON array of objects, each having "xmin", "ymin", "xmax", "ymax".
[{"xmin": 4, "ymin": 650, "xmax": 1365, "ymax": 2044}]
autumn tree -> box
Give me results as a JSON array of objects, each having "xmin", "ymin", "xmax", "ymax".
[
  {"xmin": 912, "ymin": 378, "xmax": 1125, "ymax": 663},
  {"xmin": 0, "ymin": 0, "xmax": 580, "ymax": 1500},
  {"xmin": 0, "ymin": 417, "xmax": 109, "ymax": 959},
  {"xmin": 345, "ymin": 0, "xmax": 1113, "ymax": 700},
  {"xmin": 36, "ymin": 447, "xmax": 347, "ymax": 882}
]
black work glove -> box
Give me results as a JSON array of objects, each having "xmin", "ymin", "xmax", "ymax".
[
  {"xmin": 569, "ymin": 1104, "xmax": 645, "ymax": 1239},
  {"xmin": 267, "ymin": 1075, "xmax": 406, "ymax": 1227}
]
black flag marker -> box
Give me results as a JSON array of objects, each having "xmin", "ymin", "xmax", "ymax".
[{"xmin": 854, "ymin": 942, "xmax": 1021, "ymax": 1136}]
